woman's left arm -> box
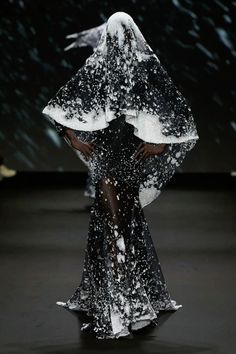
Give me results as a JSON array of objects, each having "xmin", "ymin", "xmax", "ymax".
[{"xmin": 134, "ymin": 142, "xmax": 166, "ymax": 161}]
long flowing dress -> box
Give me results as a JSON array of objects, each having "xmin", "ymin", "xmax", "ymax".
[{"xmin": 42, "ymin": 12, "xmax": 199, "ymax": 339}]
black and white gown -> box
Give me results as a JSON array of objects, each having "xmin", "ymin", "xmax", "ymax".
[{"xmin": 42, "ymin": 12, "xmax": 199, "ymax": 339}]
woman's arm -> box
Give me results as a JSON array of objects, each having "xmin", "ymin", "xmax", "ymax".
[
  {"xmin": 64, "ymin": 128, "xmax": 95, "ymax": 159},
  {"xmin": 134, "ymin": 142, "xmax": 166, "ymax": 161},
  {"xmin": 53, "ymin": 121, "xmax": 95, "ymax": 159}
]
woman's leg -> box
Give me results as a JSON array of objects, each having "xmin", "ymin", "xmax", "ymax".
[
  {"xmin": 94, "ymin": 176, "xmax": 160, "ymax": 335},
  {"xmin": 95, "ymin": 176, "xmax": 139, "ymax": 278}
]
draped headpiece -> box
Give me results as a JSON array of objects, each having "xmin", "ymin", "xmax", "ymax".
[{"xmin": 42, "ymin": 12, "xmax": 199, "ymax": 207}]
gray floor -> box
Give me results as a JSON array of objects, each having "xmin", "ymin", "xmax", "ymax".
[{"xmin": 0, "ymin": 186, "xmax": 235, "ymax": 354}]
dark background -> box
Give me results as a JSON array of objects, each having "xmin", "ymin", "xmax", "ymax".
[{"xmin": 1, "ymin": 0, "xmax": 235, "ymax": 172}]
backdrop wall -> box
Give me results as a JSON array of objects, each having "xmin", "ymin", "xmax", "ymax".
[{"xmin": 1, "ymin": 0, "xmax": 235, "ymax": 172}]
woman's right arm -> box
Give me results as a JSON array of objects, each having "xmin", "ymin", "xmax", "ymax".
[
  {"xmin": 54, "ymin": 121, "xmax": 95, "ymax": 159},
  {"xmin": 64, "ymin": 127, "xmax": 95, "ymax": 159}
]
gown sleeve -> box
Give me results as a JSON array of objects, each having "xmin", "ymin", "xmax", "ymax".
[{"xmin": 54, "ymin": 121, "xmax": 67, "ymax": 137}]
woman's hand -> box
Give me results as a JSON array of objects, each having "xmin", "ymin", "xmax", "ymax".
[
  {"xmin": 65, "ymin": 128, "xmax": 95, "ymax": 159},
  {"xmin": 134, "ymin": 142, "xmax": 166, "ymax": 161}
]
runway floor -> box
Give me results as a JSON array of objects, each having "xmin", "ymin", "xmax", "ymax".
[{"xmin": 0, "ymin": 184, "xmax": 235, "ymax": 354}]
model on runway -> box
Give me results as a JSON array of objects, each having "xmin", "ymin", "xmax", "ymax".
[{"xmin": 42, "ymin": 11, "xmax": 199, "ymax": 339}]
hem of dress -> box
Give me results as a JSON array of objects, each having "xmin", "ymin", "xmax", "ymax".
[
  {"xmin": 55, "ymin": 299, "xmax": 182, "ymax": 339},
  {"xmin": 42, "ymin": 104, "xmax": 199, "ymax": 144}
]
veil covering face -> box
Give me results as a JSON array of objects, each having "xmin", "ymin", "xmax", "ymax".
[{"xmin": 42, "ymin": 12, "xmax": 199, "ymax": 207}]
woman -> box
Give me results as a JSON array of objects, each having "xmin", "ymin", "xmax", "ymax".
[{"xmin": 42, "ymin": 12, "xmax": 199, "ymax": 339}]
